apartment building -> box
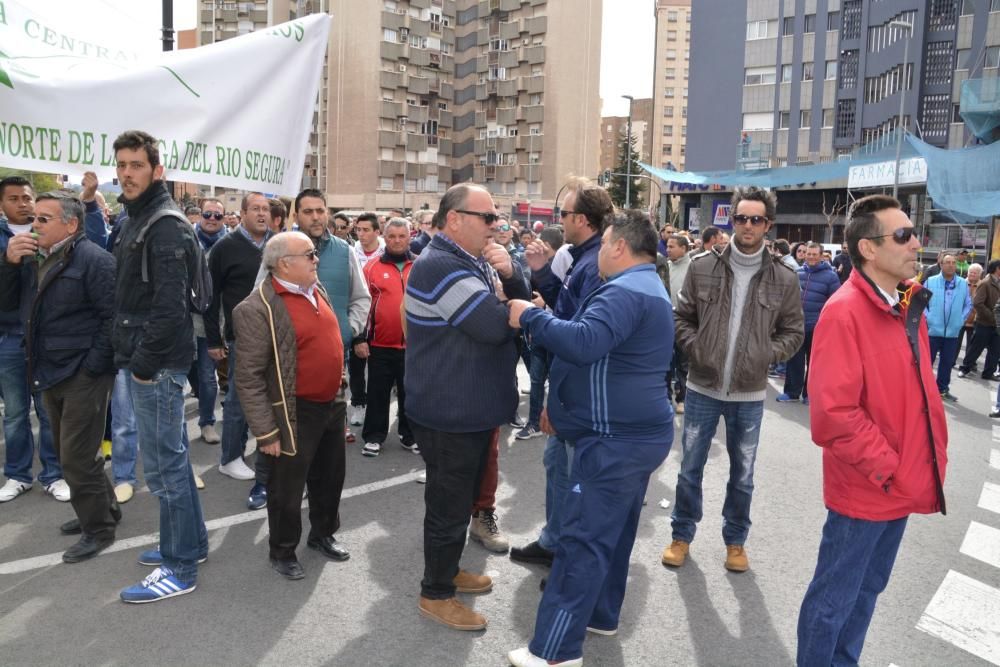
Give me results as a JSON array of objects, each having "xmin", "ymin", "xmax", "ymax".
[
  {"xmin": 651, "ymin": 0, "xmax": 692, "ymax": 172},
  {"xmin": 196, "ymin": 0, "xmax": 602, "ymax": 213},
  {"xmin": 599, "ymin": 98, "xmax": 653, "ymax": 175}
]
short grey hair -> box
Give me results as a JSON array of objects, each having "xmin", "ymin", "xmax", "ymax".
[
  {"xmin": 385, "ymin": 217, "xmax": 410, "ymax": 232},
  {"xmin": 968, "ymin": 262, "xmax": 984, "ymax": 275},
  {"xmin": 36, "ymin": 191, "xmax": 84, "ymax": 228},
  {"xmin": 262, "ymin": 231, "xmax": 312, "ymax": 272}
]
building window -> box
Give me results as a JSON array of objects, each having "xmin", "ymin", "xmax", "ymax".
[
  {"xmin": 960, "ymin": 0, "xmax": 975, "ymax": 15},
  {"xmin": 925, "ymin": 41, "xmax": 955, "ymax": 85},
  {"xmin": 743, "ymin": 112, "xmax": 774, "ymax": 131},
  {"xmin": 380, "ymin": 177, "xmax": 394, "ymax": 190},
  {"xmin": 781, "ymin": 64, "xmax": 793, "ymax": 82},
  {"xmin": 822, "ymin": 108, "xmax": 834, "ymax": 127},
  {"xmin": 867, "ymin": 11, "xmax": 917, "ymax": 54},
  {"xmin": 800, "ymin": 110, "xmax": 812, "ymax": 128},
  {"xmin": 665, "ymin": 68, "xmax": 675, "ymax": 79},
  {"xmin": 921, "ymin": 93, "xmax": 951, "ymax": 141},
  {"xmin": 682, "ymin": 126, "xmax": 687, "ymax": 137},
  {"xmin": 383, "ymin": 28, "xmax": 397, "ymax": 42},
  {"xmin": 956, "ymin": 48, "xmax": 971, "ymax": 69},
  {"xmin": 954, "ymin": 103, "xmax": 963, "ymax": 123},
  {"xmin": 668, "ymin": 30, "xmax": 677, "ymax": 40},
  {"xmin": 804, "ymin": 14, "xmax": 816, "ymax": 33},
  {"xmin": 746, "ymin": 20, "xmax": 774, "ymax": 40},
  {"xmin": 664, "ymin": 106, "xmax": 674, "ymax": 117},
  {"xmin": 839, "ymin": 49, "xmax": 859, "ymax": 88},
  {"xmin": 863, "ymin": 63, "xmax": 912, "ymax": 104},
  {"xmin": 842, "ymin": 1, "xmax": 862, "ymax": 40},
  {"xmin": 745, "ymin": 66, "xmax": 777, "ymax": 85},
  {"xmin": 664, "ymin": 88, "xmax": 675, "ymax": 98},
  {"xmin": 663, "ymin": 144, "xmax": 672, "ymax": 154},
  {"xmin": 929, "ymin": 0, "xmax": 957, "ymax": 31},
  {"xmin": 992, "ymin": 0, "xmax": 1000, "ymax": 11},
  {"xmin": 666, "ymin": 49, "xmax": 677, "ymax": 59},
  {"xmin": 783, "ymin": 16, "xmax": 795, "ymax": 36},
  {"xmin": 988, "ymin": 46, "xmax": 1000, "ymax": 68},
  {"xmin": 836, "ymin": 99, "xmax": 856, "ymax": 139},
  {"xmin": 825, "ymin": 60, "xmax": 837, "ymax": 80},
  {"xmin": 779, "ymin": 111, "xmax": 791, "ymax": 129},
  {"xmin": 663, "ymin": 126, "xmax": 673, "ymax": 136},
  {"xmin": 668, "ymin": 11, "xmax": 677, "ymax": 21},
  {"xmin": 827, "ymin": 11, "xmax": 840, "ymax": 31},
  {"xmin": 682, "ymin": 106, "xmax": 687, "ymax": 118},
  {"xmin": 802, "ymin": 62, "xmax": 814, "ymax": 81}
]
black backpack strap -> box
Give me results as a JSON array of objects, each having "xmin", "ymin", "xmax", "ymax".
[{"xmin": 138, "ymin": 210, "xmax": 189, "ymax": 283}]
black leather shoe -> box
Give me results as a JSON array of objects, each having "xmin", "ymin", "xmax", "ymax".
[
  {"xmin": 61, "ymin": 503, "xmax": 123, "ymax": 535},
  {"xmin": 306, "ymin": 535, "xmax": 350, "ymax": 561},
  {"xmin": 270, "ymin": 557, "xmax": 305, "ymax": 580},
  {"xmin": 63, "ymin": 534, "xmax": 115, "ymax": 563},
  {"xmin": 510, "ymin": 540, "xmax": 554, "ymax": 567}
]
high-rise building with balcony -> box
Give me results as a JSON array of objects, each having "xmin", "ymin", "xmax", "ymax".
[{"xmin": 651, "ymin": 0, "xmax": 691, "ymax": 172}]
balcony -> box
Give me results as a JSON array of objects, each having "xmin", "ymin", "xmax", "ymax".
[
  {"xmin": 500, "ymin": 20, "xmax": 520, "ymax": 40},
  {"xmin": 519, "ymin": 104, "xmax": 544, "ymax": 124},
  {"xmin": 525, "ymin": 74, "xmax": 545, "ymax": 94},
  {"xmin": 525, "ymin": 16, "xmax": 547, "ymax": 35},
  {"xmin": 497, "ymin": 107, "xmax": 517, "ymax": 125},
  {"xmin": 524, "ymin": 45, "xmax": 545, "ymax": 65},
  {"xmin": 959, "ymin": 78, "xmax": 1000, "ymax": 143},
  {"xmin": 381, "ymin": 10, "xmax": 405, "ymax": 30},
  {"xmin": 378, "ymin": 160, "xmax": 401, "ymax": 178},
  {"xmin": 497, "ymin": 136, "xmax": 517, "ymax": 153},
  {"xmin": 497, "ymin": 79, "xmax": 518, "ymax": 97},
  {"xmin": 381, "ymin": 41, "xmax": 404, "ymax": 60},
  {"xmin": 381, "ymin": 100, "xmax": 403, "ymax": 119},
  {"xmin": 409, "ymin": 76, "xmax": 430, "ymax": 95},
  {"xmin": 378, "ymin": 130, "xmax": 401, "ymax": 149},
  {"xmin": 736, "ymin": 142, "xmax": 772, "ymax": 170},
  {"xmin": 380, "ymin": 69, "xmax": 404, "ymax": 89}
]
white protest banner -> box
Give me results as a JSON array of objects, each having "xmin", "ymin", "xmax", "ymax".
[{"xmin": 0, "ymin": 1, "xmax": 330, "ymax": 196}]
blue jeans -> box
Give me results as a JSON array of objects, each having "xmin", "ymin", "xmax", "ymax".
[
  {"xmin": 538, "ymin": 436, "xmax": 573, "ymax": 552},
  {"xmin": 671, "ymin": 389, "xmax": 763, "ymax": 545},
  {"xmin": 797, "ymin": 510, "xmax": 907, "ymax": 666},
  {"xmin": 128, "ymin": 369, "xmax": 207, "ymax": 583},
  {"xmin": 929, "ymin": 335, "xmax": 959, "ymax": 393},
  {"xmin": 783, "ymin": 329, "xmax": 814, "ymax": 399},
  {"xmin": 111, "ymin": 368, "xmax": 139, "ymax": 486},
  {"xmin": 527, "ymin": 345, "xmax": 550, "ymax": 427},
  {"xmin": 221, "ymin": 340, "xmax": 249, "ymax": 466},
  {"xmin": 0, "ymin": 333, "xmax": 59, "ymax": 485},
  {"xmin": 195, "ymin": 337, "xmax": 218, "ymax": 427}
]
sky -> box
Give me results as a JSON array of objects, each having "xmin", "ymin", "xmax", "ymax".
[
  {"xmin": 51, "ymin": 0, "xmax": 652, "ymax": 115},
  {"xmin": 600, "ymin": 0, "xmax": 656, "ymax": 117}
]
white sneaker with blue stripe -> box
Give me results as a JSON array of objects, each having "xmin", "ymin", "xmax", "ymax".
[
  {"xmin": 120, "ymin": 567, "xmax": 196, "ymax": 604},
  {"xmin": 137, "ymin": 548, "xmax": 207, "ymax": 566}
]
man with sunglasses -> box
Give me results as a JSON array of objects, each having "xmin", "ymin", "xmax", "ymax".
[
  {"xmin": 405, "ymin": 183, "xmax": 530, "ymax": 631},
  {"xmin": 662, "ymin": 186, "xmax": 803, "ymax": 573},
  {"xmin": 190, "ymin": 198, "xmax": 227, "ymax": 447},
  {"xmin": 797, "ymin": 194, "xmax": 947, "ymax": 666}
]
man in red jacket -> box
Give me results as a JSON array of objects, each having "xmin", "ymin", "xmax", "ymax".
[
  {"xmin": 358, "ymin": 218, "xmax": 417, "ymax": 457},
  {"xmin": 797, "ymin": 194, "xmax": 948, "ymax": 666}
]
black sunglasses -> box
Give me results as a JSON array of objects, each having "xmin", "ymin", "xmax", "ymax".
[
  {"xmin": 202, "ymin": 211, "xmax": 224, "ymax": 221},
  {"xmin": 731, "ymin": 214, "xmax": 770, "ymax": 226},
  {"xmin": 864, "ymin": 227, "xmax": 915, "ymax": 245},
  {"xmin": 456, "ymin": 209, "xmax": 499, "ymax": 225},
  {"xmin": 284, "ymin": 249, "xmax": 320, "ymax": 260},
  {"xmin": 560, "ymin": 210, "xmax": 577, "ymax": 218}
]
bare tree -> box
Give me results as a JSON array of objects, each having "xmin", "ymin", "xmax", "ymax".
[{"xmin": 822, "ymin": 192, "xmax": 847, "ymax": 243}]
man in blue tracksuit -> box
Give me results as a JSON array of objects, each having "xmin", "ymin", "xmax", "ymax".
[
  {"xmin": 505, "ymin": 212, "xmax": 674, "ymax": 667},
  {"xmin": 926, "ymin": 253, "xmax": 972, "ymax": 401}
]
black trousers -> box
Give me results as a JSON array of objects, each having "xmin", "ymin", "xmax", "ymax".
[
  {"xmin": 412, "ymin": 421, "xmax": 492, "ymax": 599},
  {"xmin": 266, "ymin": 398, "xmax": 346, "ymax": 560},
  {"xmin": 42, "ymin": 370, "xmax": 117, "ymax": 539},
  {"xmin": 362, "ymin": 346, "xmax": 413, "ymax": 446},
  {"xmin": 349, "ymin": 351, "xmax": 367, "ymax": 407},
  {"xmin": 669, "ymin": 342, "xmax": 688, "ymax": 403},
  {"xmin": 961, "ymin": 323, "xmax": 1000, "ymax": 377}
]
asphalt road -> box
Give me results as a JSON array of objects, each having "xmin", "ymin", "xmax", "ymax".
[{"xmin": 0, "ymin": 366, "xmax": 997, "ymax": 666}]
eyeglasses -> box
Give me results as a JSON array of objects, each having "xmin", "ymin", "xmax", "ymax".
[
  {"xmin": 731, "ymin": 214, "xmax": 770, "ymax": 226},
  {"xmin": 335, "ymin": 225, "xmax": 348, "ymax": 231},
  {"xmin": 202, "ymin": 211, "xmax": 224, "ymax": 221},
  {"xmin": 284, "ymin": 249, "xmax": 320, "ymax": 261},
  {"xmin": 494, "ymin": 223, "xmax": 511, "ymax": 232},
  {"xmin": 864, "ymin": 227, "xmax": 915, "ymax": 245},
  {"xmin": 560, "ymin": 210, "xmax": 577, "ymax": 218},
  {"xmin": 26, "ymin": 215, "xmax": 59, "ymax": 224},
  {"xmin": 456, "ymin": 209, "xmax": 499, "ymax": 225}
]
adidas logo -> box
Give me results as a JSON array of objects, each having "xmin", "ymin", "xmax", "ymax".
[{"xmin": 571, "ymin": 483, "xmax": 581, "ymax": 494}]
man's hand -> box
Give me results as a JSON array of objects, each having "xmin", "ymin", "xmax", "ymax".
[
  {"xmin": 507, "ymin": 299, "xmax": 536, "ymax": 328},
  {"xmin": 260, "ymin": 442, "xmax": 281, "ymax": 457},
  {"xmin": 353, "ymin": 342, "xmax": 370, "ymax": 359},
  {"xmin": 540, "ymin": 408, "xmax": 555, "ymax": 435},
  {"xmin": 4, "ymin": 233, "xmax": 38, "ymax": 265},
  {"xmin": 207, "ymin": 347, "xmax": 228, "ymax": 362},
  {"xmin": 531, "ymin": 291, "xmax": 545, "ymax": 308},
  {"xmin": 484, "ymin": 242, "xmax": 514, "ymax": 279},
  {"xmin": 524, "ymin": 240, "xmax": 552, "ymax": 272},
  {"xmin": 81, "ymin": 171, "xmax": 99, "ymax": 203}
]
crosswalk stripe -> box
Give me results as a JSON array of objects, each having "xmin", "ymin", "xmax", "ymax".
[
  {"xmin": 916, "ymin": 570, "xmax": 1000, "ymax": 665},
  {"xmin": 960, "ymin": 521, "xmax": 1000, "ymax": 569},
  {"xmin": 978, "ymin": 482, "xmax": 1000, "ymax": 515},
  {"xmin": 991, "ymin": 450, "xmax": 1000, "ymax": 471}
]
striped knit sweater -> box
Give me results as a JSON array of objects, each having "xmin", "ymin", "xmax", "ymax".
[{"xmin": 403, "ymin": 233, "xmax": 531, "ymax": 432}]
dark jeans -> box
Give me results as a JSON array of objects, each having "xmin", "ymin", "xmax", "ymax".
[
  {"xmin": 960, "ymin": 323, "xmax": 1000, "ymax": 377},
  {"xmin": 797, "ymin": 510, "xmax": 907, "ymax": 666},
  {"xmin": 195, "ymin": 337, "xmax": 218, "ymax": 427},
  {"xmin": 221, "ymin": 340, "xmax": 249, "ymax": 466},
  {"xmin": 0, "ymin": 333, "xmax": 59, "ymax": 485},
  {"xmin": 783, "ymin": 328, "xmax": 815, "ymax": 399},
  {"xmin": 349, "ymin": 349, "xmax": 367, "ymax": 407},
  {"xmin": 527, "ymin": 344, "xmax": 550, "ymax": 427},
  {"xmin": 42, "ymin": 371, "xmax": 117, "ymax": 539},
  {"xmin": 412, "ymin": 421, "xmax": 492, "ymax": 599},
  {"xmin": 669, "ymin": 342, "xmax": 687, "ymax": 403},
  {"xmin": 362, "ymin": 347, "xmax": 413, "ymax": 446},
  {"xmin": 929, "ymin": 336, "xmax": 960, "ymax": 393},
  {"xmin": 267, "ymin": 398, "xmax": 346, "ymax": 561}
]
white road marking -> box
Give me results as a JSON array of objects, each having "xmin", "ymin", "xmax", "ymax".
[
  {"xmin": 916, "ymin": 570, "xmax": 1000, "ymax": 665},
  {"xmin": 978, "ymin": 482, "xmax": 1000, "ymax": 516},
  {"xmin": 991, "ymin": 450, "xmax": 1000, "ymax": 471},
  {"xmin": 0, "ymin": 470, "xmax": 421, "ymax": 576},
  {"xmin": 960, "ymin": 522, "xmax": 1000, "ymax": 569}
]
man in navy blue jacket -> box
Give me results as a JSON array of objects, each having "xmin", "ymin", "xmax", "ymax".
[
  {"xmin": 509, "ymin": 179, "xmax": 613, "ymax": 571},
  {"xmin": 405, "ymin": 183, "xmax": 530, "ymax": 632},
  {"xmin": 505, "ymin": 211, "xmax": 675, "ymax": 667}
]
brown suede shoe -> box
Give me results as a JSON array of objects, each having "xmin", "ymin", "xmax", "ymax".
[
  {"xmin": 453, "ymin": 570, "xmax": 493, "ymax": 594},
  {"xmin": 725, "ymin": 544, "xmax": 749, "ymax": 572},
  {"xmin": 418, "ymin": 596, "xmax": 487, "ymax": 631},
  {"xmin": 661, "ymin": 540, "xmax": 689, "ymax": 567}
]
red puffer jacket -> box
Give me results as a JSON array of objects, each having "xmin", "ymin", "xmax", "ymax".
[
  {"xmin": 363, "ymin": 253, "xmax": 413, "ymax": 349},
  {"xmin": 808, "ymin": 270, "xmax": 947, "ymax": 521}
]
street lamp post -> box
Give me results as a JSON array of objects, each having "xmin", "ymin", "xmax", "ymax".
[
  {"xmin": 526, "ymin": 130, "xmax": 535, "ymax": 226},
  {"xmin": 623, "ymin": 94, "xmax": 634, "ymax": 210},
  {"xmin": 890, "ymin": 20, "xmax": 913, "ymax": 200},
  {"xmin": 399, "ymin": 115, "xmax": 408, "ymax": 213}
]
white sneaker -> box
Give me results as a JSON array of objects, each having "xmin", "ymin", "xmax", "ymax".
[
  {"xmin": 114, "ymin": 483, "xmax": 135, "ymax": 503},
  {"xmin": 416, "ymin": 470, "xmax": 427, "ymax": 484},
  {"xmin": 0, "ymin": 479, "xmax": 31, "ymax": 502},
  {"xmin": 507, "ymin": 647, "xmax": 581, "ymax": 667},
  {"xmin": 362, "ymin": 442, "xmax": 381, "ymax": 457},
  {"xmin": 349, "ymin": 405, "xmax": 366, "ymax": 426},
  {"xmin": 194, "ymin": 473, "xmax": 206, "ymax": 490},
  {"xmin": 45, "ymin": 479, "xmax": 71, "ymax": 502},
  {"xmin": 200, "ymin": 424, "xmax": 220, "ymax": 444},
  {"xmin": 218, "ymin": 457, "xmax": 255, "ymax": 480}
]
